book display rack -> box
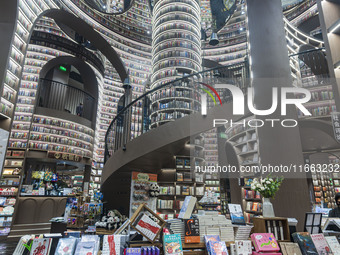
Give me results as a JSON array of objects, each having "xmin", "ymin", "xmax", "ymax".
[
  {"xmin": 1, "ymin": 0, "xmax": 58, "ymax": 120},
  {"xmin": 226, "ymin": 117, "xmax": 262, "ymax": 223},
  {"xmin": 157, "ymin": 152, "xmax": 214, "ymax": 219}
]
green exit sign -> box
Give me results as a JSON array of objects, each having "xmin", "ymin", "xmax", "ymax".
[{"xmin": 59, "ymin": 65, "xmax": 67, "ymax": 72}]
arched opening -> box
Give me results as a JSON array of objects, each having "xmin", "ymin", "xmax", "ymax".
[
  {"xmin": 41, "ymin": 9, "xmax": 128, "ymax": 82},
  {"xmin": 37, "ymin": 56, "xmax": 99, "ymax": 128}
]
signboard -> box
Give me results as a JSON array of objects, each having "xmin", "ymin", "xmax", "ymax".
[
  {"xmin": 47, "ymin": 151, "xmax": 82, "ymax": 162},
  {"xmin": 331, "ymin": 112, "xmax": 340, "ymax": 143},
  {"xmin": 0, "ymin": 129, "xmax": 9, "ymax": 174}
]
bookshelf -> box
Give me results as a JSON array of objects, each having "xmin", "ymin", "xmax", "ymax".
[
  {"xmin": 307, "ymin": 155, "xmax": 340, "ymax": 209},
  {"xmin": 27, "ymin": 115, "xmax": 95, "ymax": 158},
  {"xmin": 202, "ymin": 0, "xmax": 247, "ymax": 60},
  {"xmin": 1, "ymin": 0, "xmax": 57, "ymax": 120},
  {"xmin": 226, "ymin": 117, "xmax": 262, "ymax": 223},
  {"xmin": 68, "ymin": 0, "xmax": 151, "ymax": 44},
  {"xmin": 59, "ymin": 0, "xmax": 152, "ymax": 108},
  {"xmin": 150, "ymin": 0, "xmax": 201, "ymax": 127},
  {"xmin": 157, "ymin": 154, "xmax": 207, "ymax": 219},
  {"xmin": 311, "ymin": 169, "xmax": 335, "ymax": 208},
  {"xmin": 0, "ymin": 148, "xmax": 25, "ymax": 237}
]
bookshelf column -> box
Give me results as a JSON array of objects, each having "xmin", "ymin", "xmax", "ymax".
[
  {"xmin": 317, "ymin": 0, "xmax": 340, "ymax": 111},
  {"xmin": 0, "ymin": 0, "xmax": 17, "ymax": 130},
  {"xmin": 150, "ymin": 0, "xmax": 202, "ymax": 128},
  {"xmin": 246, "ymin": 0, "xmax": 310, "ymax": 230}
]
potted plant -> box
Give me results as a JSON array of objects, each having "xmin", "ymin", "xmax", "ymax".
[{"xmin": 251, "ymin": 175, "xmax": 284, "ymax": 217}]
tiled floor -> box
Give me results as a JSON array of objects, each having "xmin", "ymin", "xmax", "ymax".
[{"xmin": 0, "ymin": 240, "xmax": 18, "ymax": 254}]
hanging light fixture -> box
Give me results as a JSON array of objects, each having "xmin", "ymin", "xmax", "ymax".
[
  {"xmin": 209, "ymin": 16, "xmax": 219, "ymax": 46},
  {"xmin": 209, "ymin": 32, "xmax": 219, "ymax": 46}
]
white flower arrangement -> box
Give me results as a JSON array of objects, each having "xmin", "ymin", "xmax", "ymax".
[{"xmin": 251, "ymin": 175, "xmax": 283, "ymax": 199}]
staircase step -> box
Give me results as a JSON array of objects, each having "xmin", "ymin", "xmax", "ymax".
[
  {"xmin": 7, "ymin": 223, "xmax": 51, "ymax": 241},
  {"xmin": 11, "ymin": 223, "xmax": 51, "ymax": 230}
]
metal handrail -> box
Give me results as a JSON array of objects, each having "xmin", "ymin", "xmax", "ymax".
[
  {"xmin": 39, "ymin": 78, "xmax": 95, "ymax": 100},
  {"xmin": 289, "ymin": 47, "xmax": 325, "ymax": 57}
]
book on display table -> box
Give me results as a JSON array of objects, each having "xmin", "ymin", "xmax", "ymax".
[
  {"xmin": 163, "ymin": 234, "xmax": 183, "ymax": 255},
  {"xmin": 30, "ymin": 238, "xmax": 52, "ymax": 255},
  {"xmin": 292, "ymin": 232, "xmax": 318, "ymax": 255}
]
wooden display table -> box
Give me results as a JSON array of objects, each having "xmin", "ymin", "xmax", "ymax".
[{"xmin": 96, "ymin": 228, "xmax": 116, "ymax": 235}]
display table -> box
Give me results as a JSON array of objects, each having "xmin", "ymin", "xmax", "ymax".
[{"xmin": 96, "ymin": 228, "xmax": 116, "ymax": 235}]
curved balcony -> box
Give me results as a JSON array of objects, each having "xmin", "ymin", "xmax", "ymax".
[
  {"xmin": 30, "ymin": 30, "xmax": 105, "ymax": 74},
  {"xmin": 37, "ymin": 78, "xmax": 96, "ymax": 123}
]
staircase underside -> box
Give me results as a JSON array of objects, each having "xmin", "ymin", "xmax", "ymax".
[{"xmin": 102, "ymin": 100, "xmax": 240, "ymax": 189}]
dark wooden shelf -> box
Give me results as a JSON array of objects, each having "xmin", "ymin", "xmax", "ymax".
[{"xmin": 245, "ymin": 210, "xmax": 262, "ymax": 215}]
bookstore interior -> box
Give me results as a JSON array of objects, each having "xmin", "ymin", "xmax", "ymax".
[{"xmin": 2, "ymin": 0, "xmax": 340, "ymax": 254}]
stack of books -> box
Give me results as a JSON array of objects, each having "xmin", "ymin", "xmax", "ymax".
[
  {"xmin": 197, "ymin": 214, "xmax": 233, "ymax": 242},
  {"xmin": 167, "ymin": 219, "xmax": 185, "ymax": 243},
  {"xmin": 220, "ymin": 226, "xmax": 234, "ymax": 242},
  {"xmin": 234, "ymin": 225, "xmax": 253, "ymax": 240}
]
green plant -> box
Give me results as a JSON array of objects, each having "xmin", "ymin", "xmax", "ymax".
[{"xmin": 251, "ymin": 175, "xmax": 284, "ymax": 199}]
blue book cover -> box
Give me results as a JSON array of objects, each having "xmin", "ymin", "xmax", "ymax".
[
  {"xmin": 204, "ymin": 235, "xmax": 221, "ymax": 254},
  {"xmin": 163, "ymin": 234, "xmax": 183, "ymax": 255},
  {"xmin": 207, "ymin": 241, "xmax": 229, "ymax": 255},
  {"xmin": 292, "ymin": 232, "xmax": 318, "ymax": 255},
  {"xmin": 228, "ymin": 204, "xmax": 246, "ymax": 225}
]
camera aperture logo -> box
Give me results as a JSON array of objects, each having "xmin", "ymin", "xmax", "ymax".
[{"xmin": 199, "ymin": 84, "xmax": 312, "ymax": 128}]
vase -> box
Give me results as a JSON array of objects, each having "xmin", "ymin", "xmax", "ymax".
[{"xmin": 262, "ymin": 197, "xmax": 275, "ymax": 217}]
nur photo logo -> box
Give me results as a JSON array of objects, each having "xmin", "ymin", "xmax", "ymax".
[{"xmin": 198, "ymin": 83, "xmax": 312, "ymax": 128}]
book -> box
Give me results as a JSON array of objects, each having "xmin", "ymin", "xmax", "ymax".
[
  {"xmin": 251, "ymin": 233, "xmax": 280, "ymax": 252},
  {"xmin": 74, "ymin": 241, "xmax": 96, "ymax": 255},
  {"xmin": 55, "ymin": 238, "xmax": 77, "ymax": 255},
  {"xmin": 102, "ymin": 235, "xmax": 122, "ymax": 255},
  {"xmin": 311, "ymin": 234, "xmax": 332, "ymax": 255},
  {"xmin": 135, "ymin": 213, "xmax": 162, "ymax": 241},
  {"xmin": 325, "ymin": 236, "xmax": 340, "ymax": 255},
  {"xmin": 267, "ymin": 221, "xmax": 271, "ymax": 234},
  {"xmin": 228, "ymin": 204, "xmax": 245, "ymax": 225},
  {"xmin": 280, "ymin": 242, "xmax": 302, "ymax": 255},
  {"xmin": 235, "ymin": 240, "xmax": 252, "ymax": 255},
  {"xmin": 126, "ymin": 248, "xmax": 142, "ymax": 254},
  {"xmin": 204, "ymin": 235, "xmax": 221, "ymax": 254},
  {"xmin": 178, "ymin": 196, "xmax": 197, "ymax": 219},
  {"xmin": 176, "ymin": 158, "xmax": 184, "ymax": 168},
  {"xmin": 279, "ymin": 221, "xmax": 285, "ymax": 241},
  {"xmin": 30, "ymin": 238, "xmax": 52, "ymax": 255},
  {"xmin": 292, "ymin": 232, "xmax": 318, "ymax": 255},
  {"xmin": 251, "ymin": 202, "xmax": 258, "ymax": 212},
  {"xmin": 63, "ymin": 231, "xmax": 81, "ymax": 238},
  {"xmin": 176, "ymin": 173, "xmax": 183, "ymax": 182},
  {"xmin": 252, "ymin": 252, "xmax": 282, "ymax": 255},
  {"xmin": 273, "ymin": 221, "xmax": 278, "ymax": 241},
  {"xmin": 184, "ymin": 219, "xmax": 200, "ymax": 243},
  {"xmin": 163, "ymin": 234, "xmax": 183, "ymax": 255},
  {"xmin": 207, "ymin": 241, "xmax": 229, "ymax": 255}
]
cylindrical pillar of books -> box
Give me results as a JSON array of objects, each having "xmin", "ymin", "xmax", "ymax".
[{"xmin": 150, "ymin": 0, "xmax": 202, "ymax": 128}]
